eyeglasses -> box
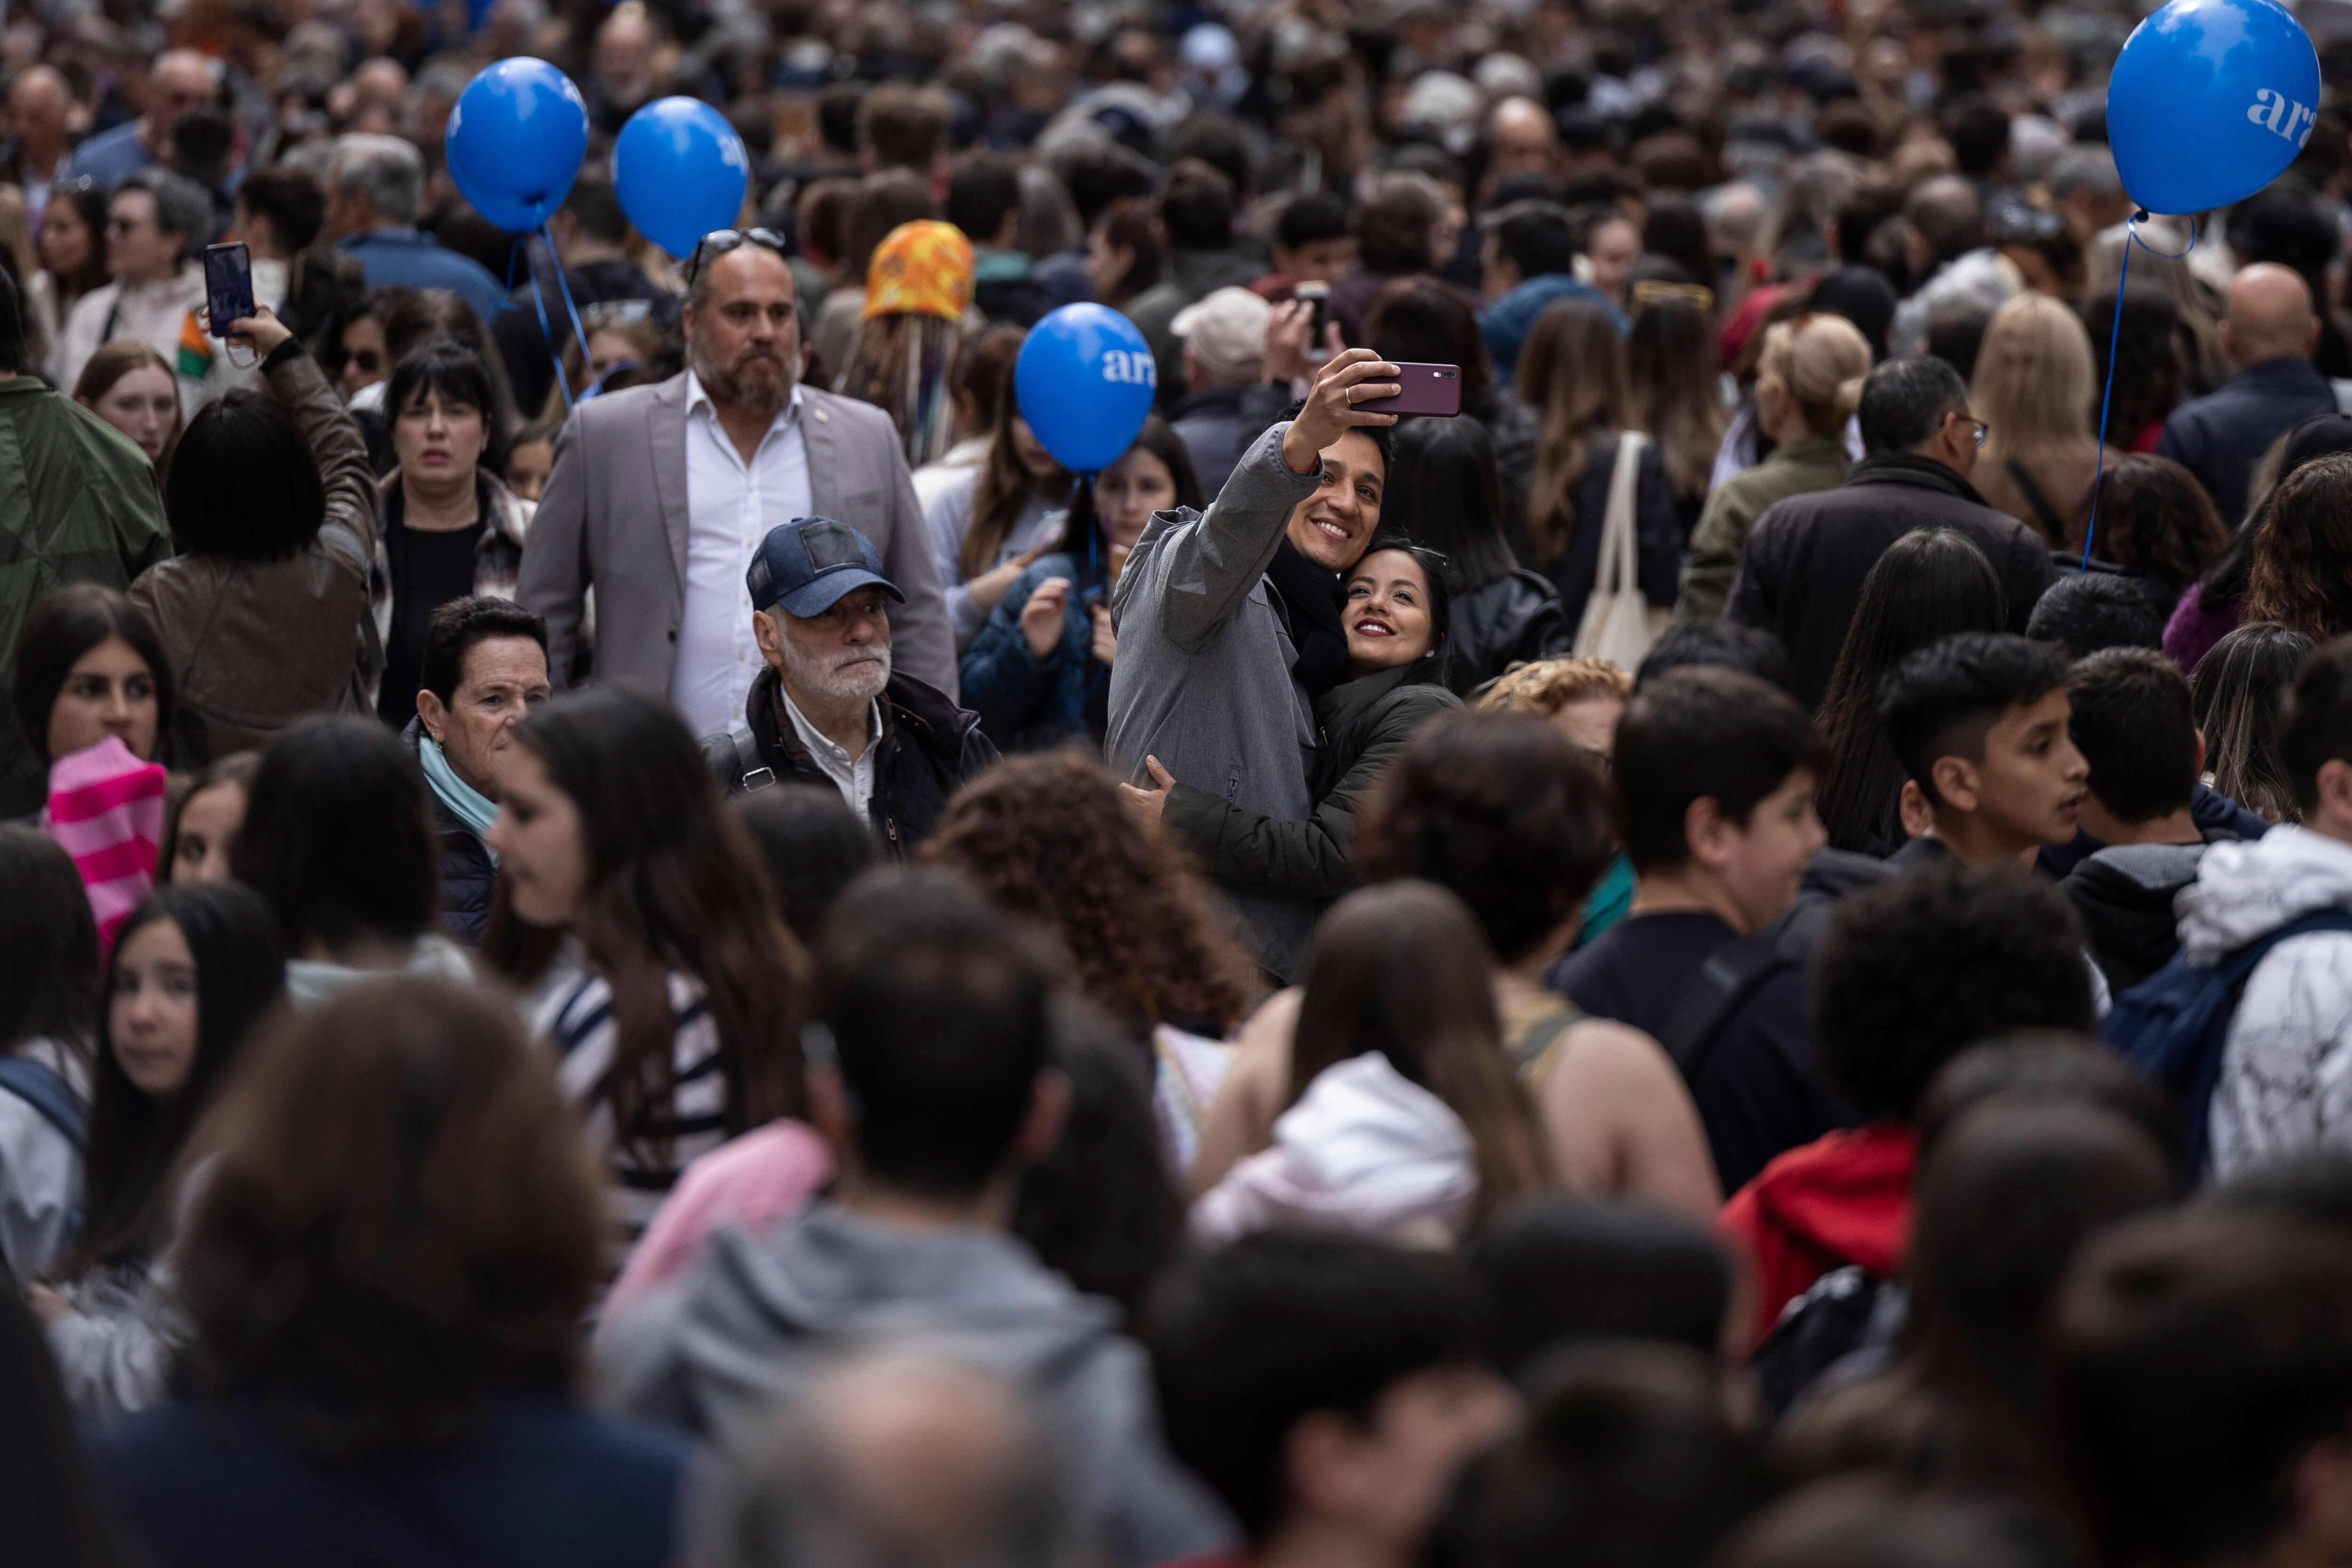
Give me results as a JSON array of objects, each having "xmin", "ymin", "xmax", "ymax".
[
  {"xmin": 1950, "ymin": 413, "xmax": 1991, "ymax": 448},
  {"xmin": 683, "ymin": 227, "xmax": 787, "ymax": 287}
]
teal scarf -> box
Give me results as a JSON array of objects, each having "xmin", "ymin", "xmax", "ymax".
[{"xmin": 419, "ymin": 734, "xmax": 499, "ymax": 861}]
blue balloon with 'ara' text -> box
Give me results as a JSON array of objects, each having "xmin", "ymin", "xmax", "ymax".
[
  {"xmin": 1014, "ymin": 305, "xmax": 1157, "ymax": 475},
  {"xmin": 2106, "ymin": 0, "xmax": 2320, "ymax": 217},
  {"xmin": 614, "ymin": 98, "xmax": 752, "ymax": 259}
]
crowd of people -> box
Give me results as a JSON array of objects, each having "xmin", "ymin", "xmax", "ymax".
[{"xmin": 11, "ymin": 0, "xmax": 2352, "ymax": 1562}]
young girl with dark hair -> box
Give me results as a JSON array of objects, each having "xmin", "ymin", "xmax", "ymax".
[
  {"xmin": 960, "ymin": 417, "xmax": 1204, "ymax": 751},
  {"xmin": 486, "ymin": 685, "xmax": 811, "ymax": 1258},
  {"xmin": 33, "ymin": 882, "xmax": 286, "ymax": 1412}
]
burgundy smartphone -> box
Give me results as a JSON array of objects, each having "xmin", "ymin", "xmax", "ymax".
[{"xmin": 1353, "ymin": 363, "xmax": 1462, "ymax": 416}]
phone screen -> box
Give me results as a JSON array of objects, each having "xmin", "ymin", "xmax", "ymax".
[{"xmin": 203, "ymin": 243, "xmax": 254, "ymax": 338}]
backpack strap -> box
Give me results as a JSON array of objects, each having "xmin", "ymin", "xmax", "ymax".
[
  {"xmin": 2006, "ymin": 460, "xmax": 2067, "ymax": 540},
  {"xmin": 1656, "ymin": 926, "xmax": 1792, "ymax": 1081},
  {"xmin": 0, "ymin": 1058, "xmax": 87, "ymax": 1152}
]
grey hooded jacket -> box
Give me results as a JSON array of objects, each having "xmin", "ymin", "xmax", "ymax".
[
  {"xmin": 595, "ymin": 1204, "xmax": 1234, "ymax": 1568},
  {"xmin": 1106, "ymin": 422, "xmax": 1327, "ymax": 979}
]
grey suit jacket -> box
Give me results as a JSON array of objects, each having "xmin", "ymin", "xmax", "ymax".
[{"xmin": 516, "ymin": 374, "xmax": 959, "ymax": 700}]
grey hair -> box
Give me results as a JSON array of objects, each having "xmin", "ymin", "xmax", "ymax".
[
  {"xmin": 690, "ymin": 1346, "xmax": 1078, "ymax": 1568},
  {"xmin": 114, "ymin": 168, "xmax": 213, "ymax": 262},
  {"xmin": 334, "ymin": 133, "xmax": 425, "ymax": 226},
  {"xmin": 2049, "ymin": 144, "xmax": 2124, "ymax": 203},
  {"xmin": 1857, "ymin": 355, "xmax": 1971, "ymax": 456}
]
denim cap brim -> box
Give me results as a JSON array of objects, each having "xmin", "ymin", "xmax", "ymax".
[{"xmin": 772, "ymin": 565, "xmax": 906, "ymax": 619}]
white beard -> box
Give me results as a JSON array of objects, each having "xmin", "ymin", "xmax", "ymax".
[{"xmin": 785, "ymin": 636, "xmax": 891, "ymax": 707}]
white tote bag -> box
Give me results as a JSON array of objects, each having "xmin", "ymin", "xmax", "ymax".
[{"xmin": 1571, "ymin": 432, "xmax": 1669, "ymax": 670}]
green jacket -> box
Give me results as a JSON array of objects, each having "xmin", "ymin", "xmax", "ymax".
[
  {"xmin": 1675, "ymin": 436, "xmax": 1853, "ymax": 622},
  {"xmin": 0, "ymin": 375, "xmax": 172, "ymax": 816}
]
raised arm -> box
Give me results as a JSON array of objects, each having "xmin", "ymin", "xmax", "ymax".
[
  {"xmin": 1154, "ymin": 347, "xmax": 1402, "ymax": 651},
  {"xmin": 230, "ymin": 310, "xmax": 377, "ymax": 575}
]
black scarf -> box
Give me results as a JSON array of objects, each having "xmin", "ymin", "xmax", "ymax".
[{"xmin": 1264, "ymin": 540, "xmax": 1351, "ymax": 701}]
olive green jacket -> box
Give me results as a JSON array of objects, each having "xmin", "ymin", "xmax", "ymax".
[
  {"xmin": 1675, "ymin": 436, "xmax": 1853, "ymax": 622},
  {"xmin": 0, "ymin": 374, "xmax": 172, "ymax": 816}
]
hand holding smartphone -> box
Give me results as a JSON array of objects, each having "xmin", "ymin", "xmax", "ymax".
[
  {"xmin": 1351, "ymin": 363, "xmax": 1463, "ymax": 417},
  {"xmin": 202, "ymin": 242, "xmax": 254, "ymax": 340}
]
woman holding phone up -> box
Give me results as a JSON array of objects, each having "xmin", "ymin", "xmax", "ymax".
[{"xmin": 128, "ymin": 308, "xmax": 380, "ymax": 764}]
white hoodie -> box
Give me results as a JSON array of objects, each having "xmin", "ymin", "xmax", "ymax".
[
  {"xmin": 2177, "ymin": 826, "xmax": 2352, "ymax": 1177},
  {"xmin": 1190, "ymin": 1052, "xmax": 1476, "ymax": 1245}
]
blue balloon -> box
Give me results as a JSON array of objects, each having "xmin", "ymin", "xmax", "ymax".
[
  {"xmin": 1014, "ymin": 305, "xmax": 1157, "ymax": 474},
  {"xmin": 444, "ymin": 58, "xmax": 588, "ymax": 213},
  {"xmin": 2107, "ymin": 0, "xmax": 2320, "ymax": 217},
  {"xmin": 445, "ymin": 133, "xmax": 557, "ymax": 234},
  {"xmin": 614, "ymin": 98, "xmax": 751, "ymax": 258}
]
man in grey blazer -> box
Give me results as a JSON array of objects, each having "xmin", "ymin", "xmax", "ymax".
[{"xmin": 517, "ymin": 230, "xmax": 957, "ymax": 724}]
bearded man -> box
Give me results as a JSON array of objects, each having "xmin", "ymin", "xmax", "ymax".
[
  {"xmin": 699, "ymin": 517, "xmax": 994, "ymax": 852},
  {"xmin": 517, "ymin": 227, "xmax": 957, "ymax": 720}
]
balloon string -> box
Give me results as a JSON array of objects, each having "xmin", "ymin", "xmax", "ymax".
[
  {"xmin": 512, "ymin": 232, "xmax": 573, "ymax": 413},
  {"xmin": 2082, "ymin": 214, "xmax": 2199, "ymax": 570},
  {"xmin": 546, "ymin": 227, "xmax": 593, "ymax": 398}
]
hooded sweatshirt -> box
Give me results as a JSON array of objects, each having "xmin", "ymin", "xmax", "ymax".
[
  {"xmin": 1191, "ymin": 1052, "xmax": 1477, "ymax": 1246},
  {"xmin": 2177, "ymin": 827, "xmax": 2352, "ymax": 1178},
  {"xmin": 2063, "ymin": 841, "xmax": 2216, "ymax": 995},
  {"xmin": 595, "ymin": 1204, "xmax": 1232, "ymax": 1568},
  {"xmin": 1719, "ymin": 1123, "xmax": 1917, "ymax": 1347}
]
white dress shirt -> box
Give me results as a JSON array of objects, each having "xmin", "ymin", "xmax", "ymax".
[
  {"xmin": 781, "ymin": 687, "xmax": 881, "ymax": 822},
  {"xmin": 671, "ymin": 373, "xmax": 816, "ymax": 735}
]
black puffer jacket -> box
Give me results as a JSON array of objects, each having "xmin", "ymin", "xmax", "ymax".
[
  {"xmin": 1163, "ymin": 660, "xmax": 1460, "ymax": 900},
  {"xmin": 702, "ymin": 665, "xmax": 997, "ymax": 857},
  {"xmin": 1446, "ymin": 569, "xmax": 1571, "ymax": 695},
  {"xmin": 399, "ymin": 717, "xmax": 496, "ymax": 945}
]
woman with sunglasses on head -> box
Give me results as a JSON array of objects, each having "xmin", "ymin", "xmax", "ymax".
[{"xmin": 1120, "ymin": 540, "xmax": 1462, "ymax": 905}]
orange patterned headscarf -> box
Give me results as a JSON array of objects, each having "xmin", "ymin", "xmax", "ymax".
[{"xmin": 863, "ymin": 221, "xmax": 975, "ymax": 322}]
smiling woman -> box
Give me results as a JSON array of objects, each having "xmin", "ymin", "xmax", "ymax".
[{"xmin": 1152, "ymin": 542, "xmax": 1463, "ymax": 905}]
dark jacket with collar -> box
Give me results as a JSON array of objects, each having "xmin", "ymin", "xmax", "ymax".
[
  {"xmin": 1162, "ymin": 661, "xmax": 1459, "ymax": 901},
  {"xmin": 399, "ymin": 716, "xmax": 497, "ymax": 946},
  {"xmin": 2157, "ymin": 357, "xmax": 2338, "ymax": 525},
  {"xmin": 1725, "ymin": 453, "xmax": 2057, "ymax": 711},
  {"xmin": 700, "ymin": 664, "xmax": 996, "ymax": 856}
]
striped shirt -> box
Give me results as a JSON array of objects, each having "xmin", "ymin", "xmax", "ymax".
[{"xmin": 537, "ymin": 970, "xmax": 729, "ymax": 1260}]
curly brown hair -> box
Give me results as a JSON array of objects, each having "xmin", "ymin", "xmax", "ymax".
[
  {"xmin": 2243, "ymin": 454, "xmax": 2352, "ymax": 644},
  {"xmin": 176, "ymin": 978, "xmax": 604, "ymax": 1456},
  {"xmin": 922, "ymin": 754, "xmax": 1258, "ymax": 1035},
  {"xmin": 2083, "ymin": 455, "xmax": 2229, "ymax": 593}
]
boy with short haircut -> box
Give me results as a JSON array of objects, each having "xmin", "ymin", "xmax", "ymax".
[
  {"xmin": 1879, "ymin": 632, "xmax": 2089, "ymax": 871},
  {"xmin": 1551, "ymin": 668, "xmax": 1846, "ymax": 1194},
  {"xmin": 2177, "ymin": 637, "xmax": 2352, "ymax": 1176},
  {"xmin": 1724, "ymin": 863, "xmax": 2094, "ymax": 1341},
  {"xmin": 2048, "ymin": 1209, "xmax": 2352, "ymax": 1568},
  {"xmin": 2059, "ymin": 648, "xmax": 2225, "ymax": 992},
  {"xmin": 1149, "ymin": 1230, "xmax": 1516, "ymax": 1568}
]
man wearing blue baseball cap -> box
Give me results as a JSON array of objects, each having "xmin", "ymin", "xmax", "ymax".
[{"xmin": 701, "ymin": 515, "xmax": 995, "ymax": 852}]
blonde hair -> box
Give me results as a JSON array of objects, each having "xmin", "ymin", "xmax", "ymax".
[
  {"xmin": 1757, "ymin": 312, "xmax": 1872, "ymax": 438},
  {"xmin": 1973, "ymin": 293, "xmax": 2097, "ymax": 466},
  {"xmin": 1475, "ymin": 657, "xmax": 1633, "ymax": 716}
]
